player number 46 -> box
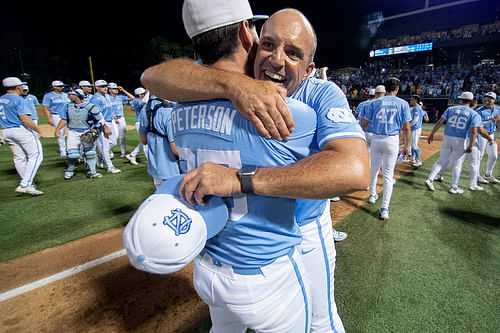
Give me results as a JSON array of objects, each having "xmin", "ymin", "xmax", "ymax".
[{"xmin": 447, "ymin": 115, "xmax": 467, "ymax": 130}]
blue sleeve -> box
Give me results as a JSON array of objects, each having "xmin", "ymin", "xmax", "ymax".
[
  {"xmin": 16, "ymin": 98, "xmax": 31, "ymax": 116},
  {"xmin": 33, "ymin": 96, "xmax": 40, "ymax": 106},
  {"xmin": 60, "ymin": 104, "xmax": 69, "ymax": 120},
  {"xmin": 402, "ymin": 102, "xmax": 411, "ymax": 123},
  {"xmin": 165, "ymin": 108, "xmax": 175, "ymax": 143},
  {"xmin": 471, "ymin": 112, "xmax": 482, "ymax": 127},
  {"xmin": 42, "ymin": 94, "xmax": 50, "ymax": 107}
]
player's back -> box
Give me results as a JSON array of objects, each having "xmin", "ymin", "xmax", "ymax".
[
  {"xmin": 172, "ymin": 97, "xmax": 318, "ymax": 269},
  {"xmin": 0, "ymin": 94, "xmax": 28, "ymax": 129},
  {"xmin": 365, "ymin": 95, "xmax": 411, "ymax": 135},
  {"xmin": 442, "ymin": 105, "xmax": 480, "ymax": 138}
]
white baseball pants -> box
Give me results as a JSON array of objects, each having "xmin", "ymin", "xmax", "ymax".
[
  {"xmin": 369, "ymin": 134, "xmax": 399, "ymax": 210},
  {"xmin": 130, "ymin": 121, "xmax": 147, "ymax": 158},
  {"xmin": 97, "ymin": 121, "xmax": 117, "ymax": 168},
  {"xmin": 428, "ymin": 135, "xmax": 466, "ymax": 189},
  {"xmin": 466, "ymin": 138, "xmax": 480, "ymax": 187},
  {"xmin": 193, "ymin": 247, "xmax": 311, "ymax": 333},
  {"xmin": 300, "ymin": 200, "xmax": 345, "ymax": 333},
  {"xmin": 114, "ymin": 117, "xmax": 127, "ymax": 155},
  {"xmin": 478, "ymin": 133, "xmax": 497, "ymax": 176},
  {"xmin": 3, "ymin": 126, "xmax": 43, "ymax": 187},
  {"xmin": 411, "ymin": 127, "xmax": 422, "ymax": 151}
]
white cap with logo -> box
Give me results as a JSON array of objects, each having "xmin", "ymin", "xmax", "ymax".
[
  {"xmin": 458, "ymin": 91, "xmax": 474, "ymax": 101},
  {"xmin": 134, "ymin": 87, "xmax": 146, "ymax": 95},
  {"xmin": 51, "ymin": 80, "xmax": 65, "ymax": 87},
  {"xmin": 484, "ymin": 92, "xmax": 497, "ymax": 100},
  {"xmin": 182, "ymin": 0, "xmax": 268, "ymax": 38},
  {"xmin": 2, "ymin": 77, "xmax": 23, "ymax": 87},
  {"xmin": 79, "ymin": 80, "xmax": 92, "ymax": 87},
  {"xmin": 375, "ymin": 85, "xmax": 386, "ymax": 93},
  {"xmin": 94, "ymin": 79, "xmax": 108, "ymax": 87}
]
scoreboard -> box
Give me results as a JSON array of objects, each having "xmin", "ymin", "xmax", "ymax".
[{"xmin": 370, "ymin": 42, "xmax": 433, "ymax": 57}]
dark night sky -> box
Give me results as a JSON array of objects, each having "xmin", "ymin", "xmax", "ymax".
[{"xmin": 0, "ymin": 0, "xmax": 496, "ymax": 93}]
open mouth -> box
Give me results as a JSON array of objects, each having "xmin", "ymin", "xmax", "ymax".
[{"xmin": 264, "ymin": 70, "xmax": 285, "ymax": 84}]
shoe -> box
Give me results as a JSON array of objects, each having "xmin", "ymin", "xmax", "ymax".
[
  {"xmin": 368, "ymin": 194, "xmax": 378, "ymax": 204},
  {"xmin": 434, "ymin": 175, "xmax": 444, "ymax": 182},
  {"xmin": 333, "ymin": 230, "xmax": 348, "ymax": 242},
  {"xmin": 107, "ymin": 166, "xmax": 121, "ymax": 174},
  {"xmin": 469, "ymin": 185, "xmax": 484, "ymax": 191},
  {"xmin": 96, "ymin": 157, "xmax": 104, "ymax": 169},
  {"xmin": 125, "ymin": 154, "xmax": 138, "ymax": 165},
  {"xmin": 15, "ymin": 185, "xmax": 44, "ymax": 196},
  {"xmin": 484, "ymin": 174, "xmax": 500, "ymax": 184},
  {"xmin": 330, "ymin": 197, "xmax": 340, "ymax": 202},
  {"xmin": 120, "ymin": 153, "xmax": 126, "ymax": 158},
  {"xmin": 425, "ymin": 179, "xmax": 435, "ymax": 191},
  {"xmin": 448, "ymin": 187, "xmax": 464, "ymax": 194},
  {"xmin": 477, "ymin": 175, "xmax": 489, "ymax": 184},
  {"xmin": 64, "ymin": 171, "xmax": 75, "ymax": 180},
  {"xmin": 87, "ymin": 172, "xmax": 102, "ymax": 179},
  {"xmin": 379, "ymin": 208, "xmax": 389, "ymax": 220},
  {"xmin": 412, "ymin": 161, "xmax": 423, "ymax": 167}
]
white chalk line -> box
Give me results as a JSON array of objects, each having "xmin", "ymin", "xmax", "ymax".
[{"xmin": 0, "ymin": 249, "xmax": 127, "ymax": 303}]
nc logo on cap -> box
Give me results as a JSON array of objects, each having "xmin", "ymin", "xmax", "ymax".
[{"xmin": 163, "ymin": 208, "xmax": 192, "ymax": 236}]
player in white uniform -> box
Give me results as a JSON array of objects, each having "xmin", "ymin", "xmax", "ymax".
[
  {"xmin": 78, "ymin": 80, "xmax": 93, "ymax": 102},
  {"xmin": 0, "ymin": 77, "xmax": 44, "ymax": 195},
  {"xmin": 125, "ymin": 88, "xmax": 148, "ymax": 165},
  {"xmin": 138, "ymin": 95, "xmax": 180, "ymax": 188},
  {"xmin": 42, "ymin": 80, "xmax": 69, "ymax": 156},
  {"xmin": 425, "ymin": 92, "xmax": 492, "ymax": 193},
  {"xmin": 90, "ymin": 80, "xmax": 121, "ymax": 174},
  {"xmin": 21, "ymin": 85, "xmax": 40, "ymax": 125},
  {"xmin": 409, "ymin": 95, "xmax": 429, "ymax": 167},
  {"xmin": 357, "ymin": 85, "xmax": 385, "ymax": 156},
  {"xmin": 143, "ymin": 5, "xmax": 369, "ymax": 332},
  {"xmin": 108, "ymin": 83, "xmax": 135, "ymax": 157},
  {"xmin": 475, "ymin": 92, "xmax": 500, "ymax": 184},
  {"xmin": 361, "ymin": 77, "xmax": 411, "ymax": 220},
  {"xmin": 55, "ymin": 89, "xmax": 110, "ymax": 179}
]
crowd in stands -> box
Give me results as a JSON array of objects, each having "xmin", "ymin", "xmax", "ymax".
[{"xmin": 330, "ymin": 64, "xmax": 500, "ymax": 102}]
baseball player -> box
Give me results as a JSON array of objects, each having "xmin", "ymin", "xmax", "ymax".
[
  {"xmin": 138, "ymin": 95, "xmax": 179, "ymax": 188},
  {"xmin": 354, "ymin": 88, "xmax": 375, "ymax": 119},
  {"xmin": 42, "ymin": 80, "xmax": 69, "ymax": 156},
  {"xmin": 361, "ymin": 77, "xmax": 411, "ymax": 220},
  {"xmin": 425, "ymin": 92, "xmax": 492, "ymax": 193},
  {"xmin": 409, "ymin": 95, "xmax": 429, "ymax": 167},
  {"xmin": 108, "ymin": 83, "xmax": 135, "ymax": 157},
  {"xmin": 21, "ymin": 84, "xmax": 40, "ymax": 125},
  {"xmin": 475, "ymin": 91, "xmax": 500, "ymax": 183},
  {"xmin": 55, "ymin": 89, "xmax": 109, "ymax": 179},
  {"xmin": 1, "ymin": 77, "xmax": 44, "ymax": 195},
  {"xmin": 90, "ymin": 79, "xmax": 121, "ymax": 173},
  {"xmin": 125, "ymin": 87, "xmax": 148, "ymax": 165},
  {"xmin": 358, "ymin": 85, "xmax": 386, "ymax": 155},
  {"xmin": 143, "ymin": 5, "xmax": 369, "ymax": 332},
  {"xmin": 78, "ymin": 80, "xmax": 93, "ymax": 102}
]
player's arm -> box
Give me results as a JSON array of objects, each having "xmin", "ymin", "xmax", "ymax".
[
  {"xmin": 54, "ymin": 119, "xmax": 67, "ymax": 138},
  {"xmin": 140, "ymin": 133, "xmax": 147, "ymax": 145},
  {"xmin": 42, "ymin": 105, "xmax": 54, "ymax": 126},
  {"xmin": 180, "ymin": 137, "xmax": 370, "ymax": 205},
  {"xmin": 360, "ymin": 118, "xmax": 369, "ymax": 131},
  {"xmin": 465, "ymin": 127, "xmax": 478, "ymax": 153},
  {"xmin": 477, "ymin": 126, "xmax": 494, "ymax": 144},
  {"xmin": 427, "ymin": 117, "xmax": 446, "ymax": 144},
  {"xmin": 119, "ymin": 86, "xmax": 135, "ymax": 102},
  {"xmin": 141, "ymin": 58, "xmax": 294, "ymax": 141},
  {"xmin": 19, "ymin": 114, "xmax": 40, "ymax": 135},
  {"xmin": 401, "ymin": 121, "xmax": 411, "ymax": 156}
]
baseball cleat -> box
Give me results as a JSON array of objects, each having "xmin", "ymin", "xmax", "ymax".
[
  {"xmin": 64, "ymin": 171, "xmax": 75, "ymax": 179},
  {"xmin": 434, "ymin": 175, "xmax": 444, "ymax": 182},
  {"xmin": 484, "ymin": 175, "xmax": 500, "ymax": 184},
  {"xmin": 368, "ymin": 194, "xmax": 378, "ymax": 204},
  {"xmin": 333, "ymin": 230, "xmax": 348, "ymax": 242},
  {"xmin": 412, "ymin": 161, "xmax": 423, "ymax": 167},
  {"xmin": 96, "ymin": 157, "xmax": 104, "ymax": 169},
  {"xmin": 425, "ymin": 179, "xmax": 435, "ymax": 191},
  {"xmin": 330, "ymin": 197, "xmax": 340, "ymax": 202},
  {"xmin": 15, "ymin": 185, "xmax": 44, "ymax": 196},
  {"xmin": 477, "ymin": 176, "xmax": 489, "ymax": 184},
  {"xmin": 448, "ymin": 187, "xmax": 464, "ymax": 194},
  {"xmin": 125, "ymin": 154, "xmax": 138, "ymax": 165},
  {"xmin": 120, "ymin": 153, "xmax": 126, "ymax": 158},
  {"xmin": 379, "ymin": 208, "xmax": 389, "ymax": 220},
  {"xmin": 107, "ymin": 166, "xmax": 121, "ymax": 174},
  {"xmin": 87, "ymin": 172, "xmax": 102, "ymax": 179},
  {"xmin": 469, "ymin": 185, "xmax": 484, "ymax": 191}
]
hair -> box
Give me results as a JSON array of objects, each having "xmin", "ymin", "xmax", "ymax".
[
  {"xmin": 384, "ymin": 77, "xmax": 400, "ymax": 93},
  {"xmin": 410, "ymin": 95, "xmax": 421, "ymax": 103},
  {"xmin": 192, "ymin": 22, "xmax": 242, "ymax": 65}
]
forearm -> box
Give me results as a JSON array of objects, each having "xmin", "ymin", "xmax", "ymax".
[
  {"xmin": 43, "ymin": 106, "xmax": 51, "ymax": 120},
  {"xmin": 140, "ymin": 133, "xmax": 147, "ymax": 145},
  {"xmin": 20, "ymin": 115, "xmax": 40, "ymax": 133}
]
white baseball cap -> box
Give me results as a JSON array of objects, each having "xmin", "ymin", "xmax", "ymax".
[
  {"xmin": 375, "ymin": 85, "xmax": 386, "ymax": 93},
  {"xmin": 22, "ymin": 85, "xmax": 29, "ymax": 91},
  {"xmin": 182, "ymin": 0, "xmax": 268, "ymax": 38},
  {"xmin": 368, "ymin": 88, "xmax": 376, "ymax": 96},
  {"xmin": 51, "ymin": 80, "xmax": 65, "ymax": 87},
  {"xmin": 134, "ymin": 87, "xmax": 146, "ymax": 95},
  {"xmin": 123, "ymin": 175, "xmax": 228, "ymax": 275},
  {"xmin": 2, "ymin": 77, "xmax": 23, "ymax": 88},
  {"xmin": 108, "ymin": 82, "xmax": 118, "ymax": 89},
  {"xmin": 458, "ymin": 91, "xmax": 474, "ymax": 101},
  {"xmin": 79, "ymin": 80, "xmax": 92, "ymax": 87},
  {"xmin": 484, "ymin": 92, "xmax": 497, "ymax": 100},
  {"xmin": 94, "ymin": 79, "xmax": 108, "ymax": 87}
]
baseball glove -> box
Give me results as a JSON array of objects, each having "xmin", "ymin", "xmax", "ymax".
[{"xmin": 80, "ymin": 128, "xmax": 99, "ymax": 144}]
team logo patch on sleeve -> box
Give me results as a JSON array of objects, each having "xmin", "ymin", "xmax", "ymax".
[
  {"xmin": 163, "ymin": 208, "xmax": 193, "ymax": 236},
  {"xmin": 327, "ymin": 107, "xmax": 355, "ymax": 123}
]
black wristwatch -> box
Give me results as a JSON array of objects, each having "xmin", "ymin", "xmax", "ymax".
[{"xmin": 238, "ymin": 165, "xmax": 259, "ymax": 194}]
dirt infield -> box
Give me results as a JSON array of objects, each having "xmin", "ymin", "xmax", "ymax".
[{"xmin": 0, "ymin": 131, "xmax": 468, "ymax": 332}]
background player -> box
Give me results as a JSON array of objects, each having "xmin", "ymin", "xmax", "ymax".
[
  {"xmin": 0, "ymin": 77, "xmax": 44, "ymax": 195},
  {"xmin": 21, "ymin": 84, "xmax": 40, "ymax": 125},
  {"xmin": 408, "ymin": 94, "xmax": 428, "ymax": 167},
  {"xmin": 107, "ymin": 83, "xmax": 135, "ymax": 158},
  {"xmin": 125, "ymin": 87, "xmax": 148, "ymax": 165},
  {"xmin": 42, "ymin": 80, "xmax": 69, "ymax": 156},
  {"xmin": 78, "ymin": 80, "xmax": 93, "ymax": 101}
]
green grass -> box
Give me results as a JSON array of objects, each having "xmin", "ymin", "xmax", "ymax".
[{"xmin": 0, "ymin": 113, "xmax": 153, "ymax": 261}]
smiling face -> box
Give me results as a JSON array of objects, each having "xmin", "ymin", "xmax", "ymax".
[
  {"xmin": 483, "ymin": 96, "xmax": 495, "ymax": 108},
  {"xmin": 253, "ymin": 9, "xmax": 316, "ymax": 96}
]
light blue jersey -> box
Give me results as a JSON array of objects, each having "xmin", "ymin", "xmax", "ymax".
[
  {"xmin": 139, "ymin": 99, "xmax": 180, "ymax": 180},
  {"xmin": 363, "ymin": 95, "xmax": 411, "ymax": 136},
  {"xmin": 173, "ymin": 97, "xmax": 318, "ymax": 269},
  {"xmin": 42, "ymin": 91, "xmax": 69, "ymax": 116},
  {"xmin": 476, "ymin": 105, "xmax": 499, "ymax": 134},
  {"xmin": 292, "ymin": 77, "xmax": 366, "ymax": 226},
  {"xmin": 356, "ymin": 99, "xmax": 371, "ymax": 123},
  {"xmin": 441, "ymin": 105, "xmax": 482, "ymax": 139},
  {"xmin": 23, "ymin": 94, "xmax": 39, "ymax": 121},
  {"xmin": 131, "ymin": 98, "xmax": 145, "ymax": 122},
  {"xmin": 61, "ymin": 102, "xmax": 103, "ymax": 131},
  {"xmin": 0, "ymin": 94, "xmax": 32, "ymax": 129},
  {"xmin": 410, "ymin": 105, "xmax": 428, "ymax": 130},
  {"xmin": 109, "ymin": 95, "xmax": 129, "ymax": 118},
  {"xmin": 90, "ymin": 93, "xmax": 113, "ymax": 121}
]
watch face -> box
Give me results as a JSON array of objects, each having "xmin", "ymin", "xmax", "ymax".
[{"xmin": 240, "ymin": 165, "xmax": 258, "ymax": 175}]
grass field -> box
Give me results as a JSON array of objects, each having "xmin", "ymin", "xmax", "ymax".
[{"xmin": 1, "ymin": 118, "xmax": 499, "ymax": 332}]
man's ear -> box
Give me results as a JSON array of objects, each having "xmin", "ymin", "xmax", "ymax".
[
  {"xmin": 239, "ymin": 20, "xmax": 254, "ymax": 52},
  {"xmin": 302, "ymin": 62, "xmax": 315, "ymax": 81}
]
